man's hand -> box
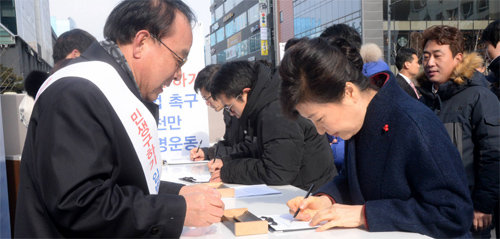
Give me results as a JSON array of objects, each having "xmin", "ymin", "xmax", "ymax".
[
  {"xmin": 189, "ymin": 148, "xmax": 205, "ymax": 161},
  {"xmin": 181, "ymin": 185, "xmax": 225, "ymax": 227},
  {"xmin": 473, "ymin": 210, "xmax": 492, "ymax": 231},
  {"xmin": 287, "ymin": 195, "xmax": 332, "ymax": 221},
  {"xmin": 310, "ymin": 204, "xmax": 365, "ymax": 232},
  {"xmin": 207, "ymin": 159, "xmax": 223, "ymax": 182}
]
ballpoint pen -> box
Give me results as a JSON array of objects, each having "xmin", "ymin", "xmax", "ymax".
[
  {"xmin": 292, "ymin": 184, "xmax": 315, "ymax": 220},
  {"xmin": 195, "ymin": 139, "xmax": 203, "ymax": 153}
]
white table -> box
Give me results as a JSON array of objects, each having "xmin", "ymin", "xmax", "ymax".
[{"xmin": 161, "ymin": 162, "xmax": 430, "ymax": 239}]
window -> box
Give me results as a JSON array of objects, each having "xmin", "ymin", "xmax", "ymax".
[
  {"xmin": 210, "ymin": 33, "xmax": 216, "ymax": 46},
  {"xmin": 216, "ymin": 28, "xmax": 225, "ymax": 43},
  {"xmin": 280, "ymin": 11, "xmax": 284, "ymax": 23},
  {"xmin": 225, "ymin": 21, "xmax": 235, "ymax": 38},
  {"xmin": 247, "ymin": 4, "xmax": 259, "ymax": 24},
  {"xmin": 235, "ymin": 13, "xmax": 247, "ymax": 32},
  {"xmin": 215, "ymin": 5, "xmax": 224, "ymax": 20}
]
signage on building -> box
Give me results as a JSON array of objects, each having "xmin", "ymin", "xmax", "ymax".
[
  {"xmin": 223, "ymin": 12, "xmax": 234, "ymax": 23},
  {"xmin": 211, "ymin": 48, "xmax": 216, "ymax": 55},
  {"xmin": 250, "ymin": 24, "xmax": 260, "ymax": 33},
  {"xmin": 227, "ymin": 32, "xmax": 242, "ymax": 48},
  {"xmin": 259, "ymin": 0, "xmax": 268, "ymax": 56}
]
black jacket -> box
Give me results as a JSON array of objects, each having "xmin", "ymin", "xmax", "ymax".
[
  {"xmin": 418, "ymin": 53, "xmax": 500, "ymax": 215},
  {"xmin": 220, "ymin": 63, "xmax": 337, "ymax": 191},
  {"xmin": 487, "ymin": 56, "xmax": 499, "ymax": 100},
  {"xmin": 15, "ymin": 42, "xmax": 187, "ymax": 238},
  {"xmin": 201, "ymin": 110, "xmax": 245, "ymax": 160},
  {"xmin": 395, "ymin": 73, "xmax": 419, "ymax": 99}
]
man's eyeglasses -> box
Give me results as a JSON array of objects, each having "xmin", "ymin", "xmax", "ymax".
[
  {"xmin": 224, "ymin": 94, "xmax": 242, "ymax": 113},
  {"xmin": 202, "ymin": 95, "xmax": 213, "ymax": 102},
  {"xmin": 151, "ymin": 34, "xmax": 187, "ymax": 68}
]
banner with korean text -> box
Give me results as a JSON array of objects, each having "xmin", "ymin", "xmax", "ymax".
[{"xmin": 155, "ymin": 23, "xmax": 209, "ymax": 164}]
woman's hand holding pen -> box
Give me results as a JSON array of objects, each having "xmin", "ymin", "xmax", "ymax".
[
  {"xmin": 287, "ymin": 195, "xmax": 332, "ymax": 221},
  {"xmin": 208, "ymin": 159, "xmax": 223, "ymax": 182},
  {"xmin": 189, "ymin": 148, "xmax": 205, "ymax": 161}
]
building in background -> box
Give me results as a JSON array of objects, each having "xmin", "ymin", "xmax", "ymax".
[
  {"xmin": 207, "ymin": 0, "xmax": 275, "ymax": 65},
  {"xmin": 274, "ymin": 0, "xmax": 498, "ymax": 67},
  {"xmin": 0, "ymin": 0, "xmax": 54, "ymax": 87},
  {"xmin": 383, "ymin": 0, "xmax": 499, "ymax": 65},
  {"xmin": 50, "ymin": 16, "xmax": 75, "ymax": 37}
]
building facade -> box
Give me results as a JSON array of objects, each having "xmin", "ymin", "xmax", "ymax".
[
  {"xmin": 274, "ymin": 0, "xmax": 498, "ymax": 66},
  {"xmin": 208, "ymin": 0, "xmax": 275, "ymax": 65},
  {"xmin": 0, "ymin": 0, "xmax": 53, "ymax": 84}
]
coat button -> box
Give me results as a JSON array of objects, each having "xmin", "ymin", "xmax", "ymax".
[
  {"xmin": 150, "ymin": 227, "xmax": 159, "ymax": 235},
  {"xmin": 244, "ymin": 130, "xmax": 247, "ymax": 134}
]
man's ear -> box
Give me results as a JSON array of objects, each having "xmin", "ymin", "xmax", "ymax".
[
  {"xmin": 132, "ymin": 30, "xmax": 151, "ymax": 59},
  {"xmin": 242, "ymin": 88, "xmax": 251, "ymax": 94},
  {"xmin": 454, "ymin": 52, "xmax": 463, "ymax": 62},
  {"xmin": 403, "ymin": 61, "xmax": 411, "ymax": 70}
]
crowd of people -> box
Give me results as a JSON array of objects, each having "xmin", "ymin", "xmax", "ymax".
[{"xmin": 12, "ymin": 0, "xmax": 499, "ymax": 238}]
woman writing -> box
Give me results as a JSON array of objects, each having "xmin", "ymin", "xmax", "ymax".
[{"xmin": 280, "ymin": 38, "xmax": 472, "ymax": 238}]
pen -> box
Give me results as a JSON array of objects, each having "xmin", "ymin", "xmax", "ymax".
[
  {"xmin": 292, "ymin": 184, "xmax": 315, "ymax": 219},
  {"xmin": 212, "ymin": 144, "xmax": 219, "ymax": 163},
  {"xmin": 195, "ymin": 139, "xmax": 203, "ymax": 153}
]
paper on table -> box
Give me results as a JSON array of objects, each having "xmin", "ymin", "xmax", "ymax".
[
  {"xmin": 234, "ymin": 184, "xmax": 281, "ymax": 198},
  {"xmin": 260, "ymin": 214, "xmax": 318, "ymax": 232}
]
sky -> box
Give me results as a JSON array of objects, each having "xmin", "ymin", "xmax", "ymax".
[{"xmin": 48, "ymin": 0, "xmax": 211, "ymax": 41}]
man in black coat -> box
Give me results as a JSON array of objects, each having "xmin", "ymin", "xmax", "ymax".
[
  {"xmin": 482, "ymin": 20, "xmax": 500, "ymax": 100},
  {"xmin": 14, "ymin": 1, "xmax": 224, "ymax": 238},
  {"xmin": 394, "ymin": 47, "xmax": 421, "ymax": 99},
  {"xmin": 206, "ymin": 61, "xmax": 337, "ymax": 191},
  {"xmin": 190, "ymin": 64, "xmax": 245, "ymax": 161},
  {"xmin": 418, "ymin": 25, "xmax": 499, "ymax": 238}
]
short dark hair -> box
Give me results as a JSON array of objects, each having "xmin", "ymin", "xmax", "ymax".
[
  {"xmin": 210, "ymin": 61, "xmax": 261, "ymax": 100},
  {"xmin": 279, "ymin": 37, "xmax": 372, "ymax": 118},
  {"xmin": 284, "ymin": 38, "xmax": 302, "ymax": 51},
  {"xmin": 52, "ymin": 29, "xmax": 96, "ymax": 63},
  {"xmin": 481, "ymin": 20, "xmax": 499, "ymax": 47},
  {"xmin": 422, "ymin": 25, "xmax": 463, "ymax": 57},
  {"xmin": 194, "ymin": 64, "xmax": 221, "ymax": 93},
  {"xmin": 24, "ymin": 70, "xmax": 49, "ymax": 98},
  {"xmin": 395, "ymin": 47, "xmax": 418, "ymax": 71},
  {"xmin": 320, "ymin": 23, "xmax": 362, "ymax": 50},
  {"xmin": 104, "ymin": 0, "xmax": 195, "ymax": 45},
  {"xmin": 326, "ymin": 37, "xmax": 363, "ymax": 71}
]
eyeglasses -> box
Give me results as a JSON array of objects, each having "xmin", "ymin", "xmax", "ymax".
[
  {"xmin": 202, "ymin": 95, "xmax": 213, "ymax": 102},
  {"xmin": 224, "ymin": 94, "xmax": 242, "ymax": 113},
  {"xmin": 151, "ymin": 34, "xmax": 187, "ymax": 68}
]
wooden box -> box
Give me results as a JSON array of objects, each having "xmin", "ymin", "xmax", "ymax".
[
  {"xmin": 221, "ymin": 208, "xmax": 268, "ymax": 236},
  {"xmin": 203, "ymin": 182, "xmax": 235, "ymax": 198}
]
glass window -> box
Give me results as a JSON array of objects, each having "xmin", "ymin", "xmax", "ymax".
[
  {"xmin": 215, "ymin": 5, "xmax": 224, "ymax": 20},
  {"xmin": 235, "ymin": 13, "xmax": 247, "ymax": 32},
  {"xmin": 249, "ymin": 33, "xmax": 261, "ymax": 53},
  {"xmin": 216, "ymin": 28, "xmax": 225, "ymax": 43},
  {"xmin": 224, "ymin": 0, "xmax": 233, "ymax": 12},
  {"xmin": 248, "ymin": 4, "xmax": 259, "ymax": 24},
  {"xmin": 210, "ymin": 33, "xmax": 216, "ymax": 46},
  {"xmin": 211, "ymin": 13, "xmax": 216, "ymax": 24},
  {"xmin": 217, "ymin": 51, "xmax": 226, "ymax": 64},
  {"xmin": 225, "ymin": 21, "xmax": 235, "ymax": 38}
]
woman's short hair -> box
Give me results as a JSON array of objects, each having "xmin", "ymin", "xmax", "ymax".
[
  {"xmin": 279, "ymin": 37, "xmax": 371, "ymax": 118},
  {"xmin": 104, "ymin": 0, "xmax": 195, "ymax": 44}
]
